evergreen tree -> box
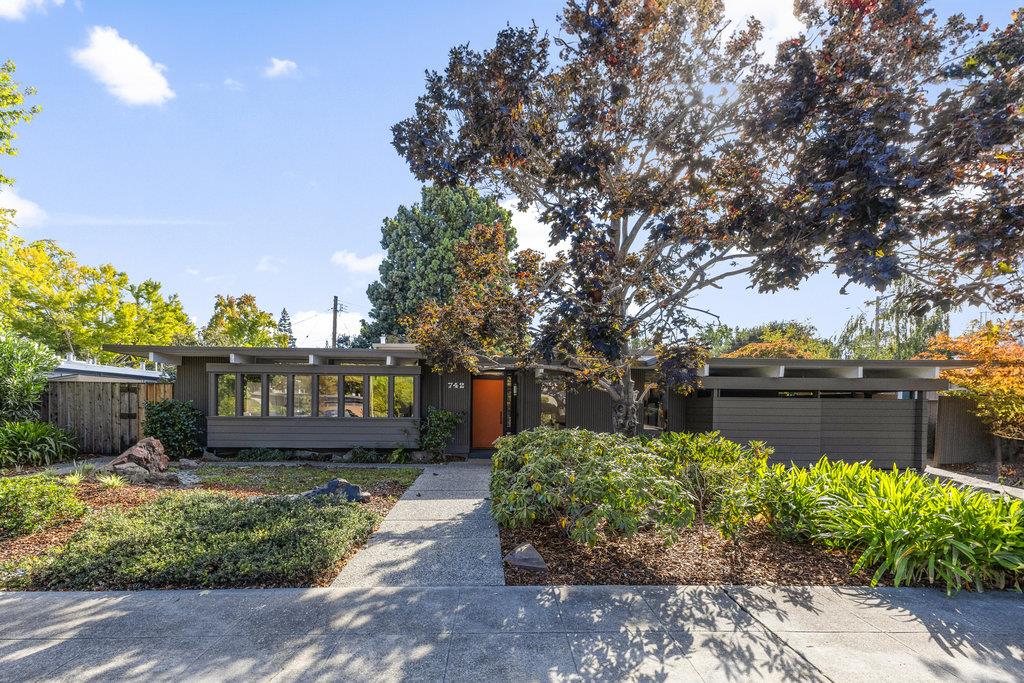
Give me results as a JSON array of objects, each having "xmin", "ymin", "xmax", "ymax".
[
  {"xmin": 359, "ymin": 184, "xmax": 514, "ymax": 343},
  {"xmin": 278, "ymin": 308, "xmax": 296, "ymax": 348}
]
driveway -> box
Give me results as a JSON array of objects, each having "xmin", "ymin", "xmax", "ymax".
[{"xmin": 1, "ymin": 585, "xmax": 1022, "ymax": 681}]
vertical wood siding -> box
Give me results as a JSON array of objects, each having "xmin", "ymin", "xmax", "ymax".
[
  {"xmin": 43, "ymin": 381, "xmax": 173, "ymax": 455},
  {"xmin": 566, "ymin": 388, "xmax": 613, "ymax": 432},
  {"xmin": 439, "ymin": 369, "xmax": 472, "ymax": 453},
  {"xmin": 174, "ymin": 356, "xmax": 227, "ymax": 415},
  {"xmin": 933, "ymin": 396, "xmax": 994, "ymax": 465},
  {"xmin": 516, "ymin": 370, "xmax": 541, "ymax": 431}
]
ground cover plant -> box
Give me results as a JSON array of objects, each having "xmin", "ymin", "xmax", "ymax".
[
  {"xmin": 0, "ymin": 420, "xmax": 77, "ymax": 468},
  {"xmin": 194, "ymin": 465, "xmax": 420, "ymax": 495},
  {"xmin": 492, "ymin": 428, "xmax": 1024, "ymax": 592},
  {"xmin": 0, "ymin": 474, "xmax": 85, "ymax": 539}
]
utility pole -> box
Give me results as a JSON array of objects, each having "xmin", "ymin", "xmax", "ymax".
[{"xmin": 331, "ymin": 296, "xmax": 339, "ymax": 349}]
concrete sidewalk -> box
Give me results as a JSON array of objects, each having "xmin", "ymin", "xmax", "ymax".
[
  {"xmin": 332, "ymin": 460, "xmax": 504, "ymax": 587},
  {"xmin": 1, "ymin": 585, "xmax": 1021, "ymax": 681}
]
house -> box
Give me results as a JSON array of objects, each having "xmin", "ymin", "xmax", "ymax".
[{"xmin": 104, "ymin": 343, "xmax": 973, "ymax": 468}]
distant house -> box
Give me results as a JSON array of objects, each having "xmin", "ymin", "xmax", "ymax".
[
  {"xmin": 104, "ymin": 343, "xmax": 973, "ymax": 469},
  {"xmin": 48, "ymin": 356, "xmax": 164, "ymax": 383}
]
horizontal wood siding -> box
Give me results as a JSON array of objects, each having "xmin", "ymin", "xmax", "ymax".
[
  {"xmin": 934, "ymin": 396, "xmax": 993, "ymax": 465},
  {"xmin": 712, "ymin": 397, "xmax": 822, "ymax": 464},
  {"xmin": 175, "ymin": 356, "xmax": 227, "ymax": 415},
  {"xmin": 207, "ymin": 417, "xmax": 418, "ymax": 449},
  {"xmin": 567, "ymin": 388, "xmax": 613, "ymax": 432},
  {"xmin": 685, "ymin": 396, "xmax": 714, "ymax": 433},
  {"xmin": 820, "ymin": 399, "xmax": 921, "ymax": 469}
]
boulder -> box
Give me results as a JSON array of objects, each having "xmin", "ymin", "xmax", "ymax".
[
  {"xmin": 110, "ymin": 461, "xmax": 151, "ymax": 484},
  {"xmin": 333, "ymin": 450, "xmax": 356, "ymax": 463},
  {"xmin": 178, "ymin": 458, "xmax": 201, "ymax": 470},
  {"xmin": 201, "ymin": 451, "xmax": 223, "ymax": 462},
  {"xmin": 302, "ymin": 478, "xmax": 370, "ymax": 503},
  {"xmin": 292, "ymin": 450, "xmax": 319, "ymax": 461},
  {"xmin": 110, "ymin": 437, "xmax": 168, "ymax": 473},
  {"xmin": 177, "ymin": 471, "xmax": 201, "ymax": 488},
  {"xmin": 504, "ymin": 543, "xmax": 547, "ymax": 572},
  {"xmin": 409, "ymin": 450, "xmax": 434, "ymax": 464}
]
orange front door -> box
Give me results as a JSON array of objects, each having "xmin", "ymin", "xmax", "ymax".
[{"xmin": 471, "ymin": 378, "xmax": 504, "ymax": 448}]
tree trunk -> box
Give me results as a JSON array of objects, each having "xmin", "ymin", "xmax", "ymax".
[
  {"xmin": 610, "ymin": 373, "xmax": 641, "ymax": 436},
  {"xmin": 994, "ymin": 436, "xmax": 1003, "ymax": 479}
]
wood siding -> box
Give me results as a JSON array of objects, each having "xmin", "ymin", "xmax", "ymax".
[
  {"xmin": 437, "ymin": 369, "xmax": 472, "ymax": 454},
  {"xmin": 516, "ymin": 370, "xmax": 541, "ymax": 431},
  {"xmin": 934, "ymin": 396, "xmax": 994, "ymax": 465},
  {"xmin": 566, "ymin": 388, "xmax": 613, "ymax": 432},
  {"xmin": 174, "ymin": 356, "xmax": 227, "ymax": 415},
  {"xmin": 42, "ymin": 381, "xmax": 173, "ymax": 455},
  {"xmin": 207, "ymin": 417, "xmax": 418, "ymax": 449}
]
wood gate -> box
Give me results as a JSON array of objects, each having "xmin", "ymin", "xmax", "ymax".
[{"xmin": 41, "ymin": 381, "xmax": 173, "ymax": 455}]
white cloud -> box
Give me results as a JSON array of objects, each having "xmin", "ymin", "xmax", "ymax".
[
  {"xmin": 503, "ymin": 201, "xmax": 567, "ymax": 259},
  {"xmin": 291, "ymin": 309, "xmax": 363, "ymax": 347},
  {"xmin": 0, "ymin": 187, "xmax": 47, "ymax": 227},
  {"xmin": 723, "ymin": 0, "xmax": 802, "ymax": 53},
  {"xmin": 71, "ymin": 26, "xmax": 175, "ymax": 106},
  {"xmin": 0, "ymin": 0, "xmax": 64, "ymax": 21},
  {"xmin": 256, "ymin": 255, "xmax": 285, "ymax": 273},
  {"xmin": 330, "ymin": 250, "xmax": 383, "ymax": 275},
  {"xmin": 263, "ymin": 57, "xmax": 298, "ymax": 79},
  {"xmin": 223, "ymin": 77, "xmax": 244, "ymax": 91}
]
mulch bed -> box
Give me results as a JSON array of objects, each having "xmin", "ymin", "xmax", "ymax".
[
  {"xmin": 501, "ymin": 522, "xmax": 883, "ymax": 587},
  {"xmin": 943, "ymin": 461, "xmax": 1024, "ymax": 487}
]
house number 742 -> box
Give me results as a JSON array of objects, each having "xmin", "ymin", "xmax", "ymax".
[{"xmin": 447, "ymin": 382, "xmax": 466, "ymax": 390}]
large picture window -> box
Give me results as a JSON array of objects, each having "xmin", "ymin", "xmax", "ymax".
[
  {"xmin": 393, "ymin": 376, "xmax": 414, "ymax": 418},
  {"xmin": 242, "ymin": 374, "xmax": 262, "ymax": 416},
  {"xmin": 268, "ymin": 374, "xmax": 287, "ymax": 416},
  {"xmin": 216, "ymin": 374, "xmax": 236, "ymax": 417},
  {"xmin": 293, "ymin": 375, "xmax": 313, "ymax": 417},
  {"xmin": 370, "ymin": 376, "xmax": 388, "ymax": 418},
  {"xmin": 318, "ymin": 375, "xmax": 339, "ymax": 417},
  {"xmin": 343, "ymin": 375, "xmax": 365, "ymax": 417}
]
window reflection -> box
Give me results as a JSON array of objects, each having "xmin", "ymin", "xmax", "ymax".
[
  {"xmin": 539, "ymin": 376, "xmax": 567, "ymax": 428},
  {"xmin": 242, "ymin": 374, "xmax": 262, "ymax": 416},
  {"xmin": 393, "ymin": 376, "xmax": 413, "ymax": 418},
  {"xmin": 318, "ymin": 375, "xmax": 339, "ymax": 417},
  {"xmin": 268, "ymin": 375, "xmax": 287, "ymax": 416},
  {"xmin": 344, "ymin": 376, "xmax": 365, "ymax": 417},
  {"xmin": 370, "ymin": 376, "xmax": 388, "ymax": 417},
  {"xmin": 293, "ymin": 375, "xmax": 312, "ymax": 417},
  {"xmin": 216, "ymin": 374, "xmax": 236, "ymax": 417}
]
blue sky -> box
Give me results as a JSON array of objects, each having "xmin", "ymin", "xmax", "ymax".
[{"xmin": 0, "ymin": 0, "xmax": 1012, "ymax": 345}]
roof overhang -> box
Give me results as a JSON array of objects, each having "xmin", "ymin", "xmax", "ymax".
[{"xmin": 102, "ymin": 344, "xmax": 424, "ymax": 366}]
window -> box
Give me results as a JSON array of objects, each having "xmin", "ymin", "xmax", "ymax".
[
  {"xmin": 393, "ymin": 376, "xmax": 414, "ymax": 418},
  {"xmin": 268, "ymin": 374, "xmax": 287, "ymax": 416},
  {"xmin": 216, "ymin": 374, "xmax": 236, "ymax": 417},
  {"xmin": 293, "ymin": 375, "xmax": 313, "ymax": 417},
  {"xmin": 318, "ymin": 375, "xmax": 339, "ymax": 417},
  {"xmin": 370, "ymin": 376, "xmax": 388, "ymax": 417},
  {"xmin": 242, "ymin": 374, "xmax": 263, "ymax": 416},
  {"xmin": 642, "ymin": 387, "xmax": 666, "ymax": 432},
  {"xmin": 539, "ymin": 376, "xmax": 567, "ymax": 428},
  {"xmin": 343, "ymin": 375, "xmax": 365, "ymax": 417}
]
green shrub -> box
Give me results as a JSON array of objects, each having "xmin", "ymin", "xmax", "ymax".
[
  {"xmin": 388, "ymin": 448, "xmax": 408, "ymax": 464},
  {"xmin": 0, "ymin": 333, "xmax": 57, "ymax": 422},
  {"xmin": 0, "ymin": 420, "xmax": 78, "ymax": 468},
  {"xmin": 0, "ymin": 474, "xmax": 86, "ymax": 539},
  {"xmin": 143, "ymin": 399, "xmax": 205, "ymax": 459},
  {"xmin": 238, "ymin": 447, "xmax": 288, "ymax": 461},
  {"xmin": 348, "ymin": 446, "xmax": 380, "ymax": 463},
  {"xmin": 761, "ymin": 457, "xmax": 1024, "ymax": 592},
  {"xmin": 491, "ymin": 428, "xmax": 695, "ymax": 545},
  {"xmin": 650, "ymin": 431, "xmax": 770, "ymax": 553},
  {"xmin": 419, "ymin": 407, "xmax": 463, "ymax": 458},
  {"xmin": 22, "ymin": 492, "xmax": 378, "ymax": 589}
]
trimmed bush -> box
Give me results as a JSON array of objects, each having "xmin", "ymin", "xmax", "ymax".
[
  {"xmin": 760, "ymin": 457, "xmax": 1024, "ymax": 592},
  {"xmin": 419, "ymin": 407, "xmax": 463, "ymax": 459},
  {"xmin": 0, "ymin": 420, "xmax": 78, "ymax": 468},
  {"xmin": 0, "ymin": 333, "xmax": 57, "ymax": 422},
  {"xmin": 0, "ymin": 474, "xmax": 85, "ymax": 539},
  {"xmin": 143, "ymin": 399, "xmax": 205, "ymax": 459},
  {"xmin": 491, "ymin": 428, "xmax": 695, "ymax": 545},
  {"xmin": 24, "ymin": 491, "xmax": 379, "ymax": 590}
]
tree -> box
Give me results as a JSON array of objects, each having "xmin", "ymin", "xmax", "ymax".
[
  {"xmin": 403, "ymin": 222, "xmax": 543, "ymax": 373},
  {"xmin": 723, "ymin": 332, "xmax": 835, "ymax": 360},
  {"xmin": 703, "ymin": 320, "xmax": 836, "ymax": 357},
  {"xmin": 0, "ymin": 331, "xmax": 56, "ymax": 421},
  {"xmin": 393, "ymin": 1, "xmax": 1023, "ymax": 433},
  {"xmin": 835, "ymin": 280, "xmax": 950, "ymax": 359},
  {"xmin": 278, "ymin": 308, "xmax": 296, "ymax": 348},
  {"xmin": 926, "ymin": 321, "xmax": 1024, "ymax": 469},
  {"xmin": 201, "ymin": 294, "xmax": 289, "ymax": 347},
  {"xmin": 359, "ymin": 185, "xmax": 514, "ymax": 344},
  {"xmin": 0, "ymin": 230, "xmax": 196, "ymax": 359}
]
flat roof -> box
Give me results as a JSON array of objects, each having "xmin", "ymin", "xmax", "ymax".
[{"xmin": 103, "ymin": 344, "xmax": 423, "ymax": 362}]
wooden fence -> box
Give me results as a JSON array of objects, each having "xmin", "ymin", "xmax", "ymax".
[{"xmin": 41, "ymin": 381, "xmax": 174, "ymax": 455}]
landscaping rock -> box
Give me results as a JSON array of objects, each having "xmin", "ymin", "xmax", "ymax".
[
  {"xmin": 177, "ymin": 471, "xmax": 201, "ymax": 487},
  {"xmin": 111, "ymin": 461, "xmax": 151, "ymax": 484},
  {"xmin": 110, "ymin": 437, "xmax": 169, "ymax": 473},
  {"xmin": 201, "ymin": 451, "xmax": 223, "ymax": 462},
  {"xmin": 147, "ymin": 471, "xmax": 181, "ymax": 487},
  {"xmin": 409, "ymin": 450, "xmax": 434, "ymax": 464},
  {"xmin": 504, "ymin": 543, "xmax": 547, "ymax": 572},
  {"xmin": 331, "ymin": 452, "xmax": 352, "ymax": 463},
  {"xmin": 292, "ymin": 450, "xmax": 318, "ymax": 461},
  {"xmin": 178, "ymin": 458, "xmax": 201, "ymax": 470},
  {"xmin": 302, "ymin": 478, "xmax": 370, "ymax": 503}
]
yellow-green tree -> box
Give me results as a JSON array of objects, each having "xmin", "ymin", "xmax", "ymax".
[{"xmin": 201, "ymin": 294, "xmax": 289, "ymax": 347}]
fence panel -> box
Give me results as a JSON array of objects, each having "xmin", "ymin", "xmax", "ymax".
[{"xmin": 42, "ymin": 381, "xmax": 174, "ymax": 455}]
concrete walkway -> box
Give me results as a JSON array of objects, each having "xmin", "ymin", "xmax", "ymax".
[
  {"xmin": 1, "ymin": 585, "xmax": 1021, "ymax": 681},
  {"xmin": 332, "ymin": 460, "xmax": 504, "ymax": 587}
]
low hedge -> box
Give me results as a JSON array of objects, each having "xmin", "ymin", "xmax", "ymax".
[
  {"xmin": 19, "ymin": 491, "xmax": 378, "ymax": 590},
  {"xmin": 0, "ymin": 474, "xmax": 85, "ymax": 539}
]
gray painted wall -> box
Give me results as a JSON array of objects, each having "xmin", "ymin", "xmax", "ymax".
[
  {"xmin": 934, "ymin": 396, "xmax": 994, "ymax": 465},
  {"xmin": 174, "ymin": 356, "xmax": 227, "ymax": 414}
]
